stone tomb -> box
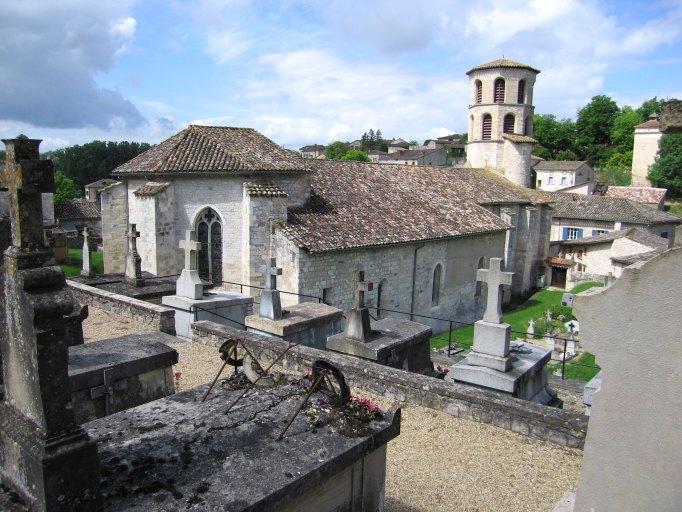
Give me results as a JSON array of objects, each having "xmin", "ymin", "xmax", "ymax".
[
  {"xmin": 162, "ymin": 229, "xmax": 253, "ymax": 339},
  {"xmin": 245, "ymin": 258, "xmax": 343, "ymax": 347},
  {"xmin": 327, "ymin": 271, "xmax": 432, "ymax": 372},
  {"xmin": 451, "ymin": 258, "xmax": 558, "ymax": 404},
  {"xmin": 69, "ymin": 333, "xmax": 178, "ymax": 423}
]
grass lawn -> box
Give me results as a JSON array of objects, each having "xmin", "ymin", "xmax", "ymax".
[
  {"xmin": 548, "ymin": 352, "xmax": 600, "ymax": 382},
  {"xmin": 60, "ymin": 248, "xmax": 104, "ymax": 277},
  {"xmin": 665, "ymin": 199, "xmax": 682, "ymax": 218},
  {"xmin": 430, "ymin": 281, "xmax": 603, "ymax": 351}
]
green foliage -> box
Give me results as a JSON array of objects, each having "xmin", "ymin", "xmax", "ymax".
[
  {"xmin": 53, "ymin": 171, "xmax": 82, "ymax": 204},
  {"xmin": 548, "ymin": 352, "xmax": 600, "ymax": 382},
  {"xmin": 60, "ymin": 249, "xmax": 104, "ymax": 277},
  {"xmin": 324, "ymin": 141, "xmax": 350, "ymax": 160},
  {"xmin": 532, "ymin": 114, "xmax": 579, "ymax": 159},
  {"xmin": 548, "ymin": 304, "xmax": 575, "ymax": 322},
  {"xmin": 637, "ymin": 97, "xmax": 662, "ymax": 119},
  {"xmin": 648, "ymin": 133, "xmax": 682, "ymax": 195},
  {"xmin": 596, "ymin": 149, "xmax": 633, "ymax": 186},
  {"xmin": 49, "ymin": 140, "xmax": 151, "ymax": 189},
  {"xmin": 611, "ymin": 107, "xmax": 643, "ymax": 152},
  {"xmin": 555, "ymin": 149, "xmax": 579, "ymax": 160},
  {"xmin": 576, "ymin": 95, "xmax": 620, "ymax": 147},
  {"xmin": 360, "ymin": 128, "xmax": 386, "ymax": 151},
  {"xmin": 340, "ymin": 149, "xmax": 370, "ymax": 162},
  {"xmin": 458, "ymin": 133, "xmax": 468, "ymax": 144},
  {"xmin": 665, "ymin": 200, "xmax": 682, "ymax": 217}
]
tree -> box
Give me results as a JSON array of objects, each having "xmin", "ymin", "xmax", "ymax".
[
  {"xmin": 637, "ymin": 97, "xmax": 662, "ymax": 119},
  {"xmin": 555, "ymin": 149, "xmax": 579, "ymax": 160},
  {"xmin": 597, "ymin": 150, "xmax": 633, "ymax": 186},
  {"xmin": 340, "ymin": 149, "xmax": 370, "ymax": 162},
  {"xmin": 458, "ymin": 134, "xmax": 468, "ymax": 144},
  {"xmin": 576, "ymin": 95, "xmax": 620, "ymax": 147},
  {"xmin": 611, "ymin": 107, "xmax": 643, "ymax": 153},
  {"xmin": 532, "ymin": 114, "xmax": 578, "ymax": 159},
  {"xmin": 324, "ymin": 141, "xmax": 350, "ymax": 160},
  {"xmin": 49, "ymin": 140, "xmax": 151, "ymax": 189},
  {"xmin": 53, "ymin": 171, "xmax": 82, "ymax": 204},
  {"xmin": 648, "ymin": 133, "xmax": 682, "ymax": 195}
]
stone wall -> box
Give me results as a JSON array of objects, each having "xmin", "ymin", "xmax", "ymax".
[
  {"xmin": 631, "ymin": 128, "xmax": 661, "ymax": 187},
  {"xmin": 192, "ymin": 321, "xmax": 588, "ymax": 448},
  {"xmin": 101, "ymin": 182, "xmax": 129, "ymax": 273},
  {"xmin": 501, "ymin": 139, "xmax": 533, "ymax": 188},
  {"xmin": 284, "ymin": 232, "xmax": 506, "ymax": 334},
  {"xmin": 67, "ymin": 280, "xmax": 175, "ymax": 334}
]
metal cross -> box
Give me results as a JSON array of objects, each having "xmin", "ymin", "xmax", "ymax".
[
  {"xmin": 476, "ymin": 257, "xmax": 513, "ymax": 324},
  {"xmin": 0, "ymin": 135, "xmax": 54, "ymax": 251},
  {"xmin": 353, "ymin": 270, "xmax": 373, "ymax": 309},
  {"xmin": 265, "ymin": 257, "xmax": 282, "ymax": 290},
  {"xmin": 179, "ymin": 229, "xmax": 202, "ymax": 271}
]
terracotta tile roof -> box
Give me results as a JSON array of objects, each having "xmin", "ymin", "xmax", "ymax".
[
  {"xmin": 244, "ymin": 182, "xmax": 288, "ymax": 197},
  {"xmin": 545, "ymin": 256, "xmax": 575, "ymax": 268},
  {"xmin": 133, "ymin": 182, "xmax": 171, "ymax": 197},
  {"xmin": 560, "ymin": 227, "xmax": 669, "ymax": 250},
  {"xmin": 467, "ymin": 58, "xmax": 540, "ymax": 75},
  {"xmin": 634, "ymin": 118, "xmax": 660, "ymax": 130},
  {"xmin": 112, "ymin": 125, "xmax": 308, "ymax": 176},
  {"xmin": 84, "ymin": 178, "xmax": 117, "ymax": 189},
  {"xmin": 611, "ymin": 249, "xmax": 663, "ymax": 265},
  {"xmin": 502, "ymin": 133, "xmax": 537, "ymax": 144},
  {"xmin": 534, "ymin": 160, "xmax": 588, "ymax": 172},
  {"xmin": 605, "ymin": 186, "xmax": 666, "ymax": 204},
  {"xmin": 54, "ymin": 198, "xmax": 101, "ymax": 220},
  {"xmin": 282, "ymin": 161, "xmax": 547, "ymax": 253},
  {"xmin": 550, "ymin": 193, "xmax": 681, "ymax": 225}
]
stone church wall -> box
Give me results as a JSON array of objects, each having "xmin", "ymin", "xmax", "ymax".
[
  {"xmin": 631, "ymin": 128, "xmax": 661, "ymax": 187},
  {"xmin": 289, "ymin": 231, "xmax": 506, "ymax": 334}
]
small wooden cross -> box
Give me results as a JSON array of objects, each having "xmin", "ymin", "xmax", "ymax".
[
  {"xmin": 353, "ymin": 270, "xmax": 373, "ymax": 309},
  {"xmin": 265, "ymin": 257, "xmax": 282, "ymax": 290},
  {"xmin": 179, "ymin": 230, "xmax": 202, "ymax": 271},
  {"xmin": 476, "ymin": 257, "xmax": 513, "ymax": 324}
]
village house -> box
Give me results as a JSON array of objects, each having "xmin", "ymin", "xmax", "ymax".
[
  {"xmin": 54, "ymin": 197, "xmax": 102, "ymax": 236},
  {"xmin": 631, "ymin": 115, "xmax": 662, "ymax": 187},
  {"xmin": 84, "ymin": 178, "xmax": 117, "ymax": 203},
  {"xmin": 533, "ymin": 160, "xmax": 594, "ymax": 192},
  {"xmin": 549, "ymin": 193, "xmax": 680, "ymax": 244},
  {"xmin": 548, "ymin": 227, "xmax": 669, "ymax": 288},
  {"xmin": 299, "ymin": 144, "xmax": 325, "ymax": 159},
  {"xmin": 374, "ymin": 147, "xmax": 448, "ymax": 166},
  {"xmin": 100, "ymin": 124, "xmax": 551, "ymax": 334}
]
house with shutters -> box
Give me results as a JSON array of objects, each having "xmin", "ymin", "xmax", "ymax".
[{"xmin": 533, "ymin": 160, "xmax": 594, "ymax": 192}]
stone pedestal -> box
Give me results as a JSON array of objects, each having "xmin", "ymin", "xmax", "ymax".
[
  {"xmin": 582, "ymin": 370, "xmax": 602, "ymax": 416},
  {"xmin": 451, "ymin": 342, "xmax": 557, "ymax": 404},
  {"xmin": 162, "ymin": 291, "xmax": 253, "ymax": 339},
  {"xmin": 68, "ymin": 333, "xmax": 178, "ymax": 423},
  {"xmin": 245, "ymin": 302, "xmax": 343, "ymax": 348},
  {"xmin": 468, "ymin": 320, "xmax": 513, "ymax": 371},
  {"xmin": 176, "ymin": 268, "xmax": 203, "ymax": 300},
  {"xmin": 327, "ymin": 318, "xmax": 432, "ymax": 373}
]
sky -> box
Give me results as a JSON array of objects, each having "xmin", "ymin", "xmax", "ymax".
[{"xmin": 1, "ymin": 0, "xmax": 681, "ymax": 152}]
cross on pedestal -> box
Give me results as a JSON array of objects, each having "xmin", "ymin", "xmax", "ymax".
[
  {"xmin": 353, "ymin": 270, "xmax": 373, "ymax": 310},
  {"xmin": 125, "ymin": 223, "xmax": 144, "ymax": 286},
  {"xmin": 265, "ymin": 257, "xmax": 282, "ymax": 291},
  {"xmin": 476, "ymin": 257, "xmax": 513, "ymax": 324},
  {"xmin": 127, "ymin": 223, "xmax": 141, "ymax": 253},
  {"xmin": 0, "ymin": 135, "xmax": 54, "ymax": 255},
  {"xmin": 179, "ymin": 229, "xmax": 201, "ymax": 271},
  {"xmin": 81, "ymin": 227, "xmax": 94, "ymax": 277}
]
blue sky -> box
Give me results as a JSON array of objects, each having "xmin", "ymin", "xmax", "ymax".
[{"xmin": 1, "ymin": 0, "xmax": 681, "ymax": 151}]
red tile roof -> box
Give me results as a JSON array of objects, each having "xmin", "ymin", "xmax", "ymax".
[
  {"xmin": 545, "ymin": 256, "xmax": 575, "ymax": 268},
  {"xmin": 54, "ymin": 198, "xmax": 101, "ymax": 220},
  {"xmin": 133, "ymin": 182, "xmax": 170, "ymax": 197},
  {"xmin": 605, "ymin": 186, "xmax": 666, "ymax": 205},
  {"xmin": 467, "ymin": 58, "xmax": 540, "ymax": 75},
  {"xmin": 634, "ymin": 118, "xmax": 660, "ymax": 130}
]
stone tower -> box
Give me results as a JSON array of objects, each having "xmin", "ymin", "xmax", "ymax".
[{"xmin": 466, "ymin": 58, "xmax": 540, "ymax": 188}]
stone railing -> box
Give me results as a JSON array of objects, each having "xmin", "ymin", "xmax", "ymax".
[
  {"xmin": 192, "ymin": 321, "xmax": 588, "ymax": 448},
  {"xmin": 67, "ymin": 280, "xmax": 176, "ymax": 335}
]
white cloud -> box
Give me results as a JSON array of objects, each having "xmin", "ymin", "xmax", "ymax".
[
  {"xmin": 191, "ymin": 115, "xmax": 236, "ymax": 126},
  {"xmin": 205, "ymin": 31, "xmax": 252, "ymax": 63}
]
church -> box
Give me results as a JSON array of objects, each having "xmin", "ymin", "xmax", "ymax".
[{"xmin": 101, "ymin": 59, "xmax": 551, "ymax": 333}]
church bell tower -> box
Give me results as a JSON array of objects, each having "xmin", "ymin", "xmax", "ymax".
[{"xmin": 466, "ymin": 59, "xmax": 540, "ymax": 188}]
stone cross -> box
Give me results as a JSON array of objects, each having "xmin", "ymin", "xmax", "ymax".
[
  {"xmin": 265, "ymin": 257, "xmax": 282, "ymax": 290},
  {"xmin": 259, "ymin": 257, "xmax": 283, "ymax": 320},
  {"xmin": 124, "ymin": 223, "xmax": 144, "ymax": 286},
  {"xmin": 179, "ymin": 229, "xmax": 201, "ymax": 271},
  {"xmin": 353, "ymin": 270, "xmax": 373, "ymax": 310},
  {"xmin": 0, "ymin": 135, "xmax": 53, "ymax": 255},
  {"xmin": 476, "ymin": 257, "xmax": 513, "ymax": 324},
  {"xmin": 81, "ymin": 227, "xmax": 94, "ymax": 277}
]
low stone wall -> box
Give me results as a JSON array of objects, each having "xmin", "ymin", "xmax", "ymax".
[
  {"xmin": 192, "ymin": 321, "xmax": 588, "ymax": 449},
  {"xmin": 67, "ymin": 280, "xmax": 176, "ymax": 335}
]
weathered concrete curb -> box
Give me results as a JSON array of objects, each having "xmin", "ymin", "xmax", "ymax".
[
  {"xmin": 192, "ymin": 321, "xmax": 588, "ymax": 449},
  {"xmin": 67, "ymin": 280, "xmax": 176, "ymax": 335}
]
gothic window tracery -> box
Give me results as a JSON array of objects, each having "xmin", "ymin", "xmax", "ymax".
[{"xmin": 196, "ymin": 207, "xmax": 222, "ymax": 284}]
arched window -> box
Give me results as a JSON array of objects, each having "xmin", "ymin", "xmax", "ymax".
[
  {"xmin": 196, "ymin": 207, "xmax": 222, "ymax": 284},
  {"xmin": 494, "ymin": 78, "xmax": 505, "ymax": 103},
  {"xmin": 377, "ymin": 278, "xmax": 388, "ymax": 318},
  {"xmin": 475, "ymin": 256, "xmax": 486, "ymax": 297},
  {"xmin": 432, "ymin": 264, "xmax": 442, "ymax": 306},
  {"xmin": 524, "ymin": 115, "xmax": 531, "ymax": 136},
  {"xmin": 482, "ymin": 114, "xmax": 492, "ymax": 141},
  {"xmin": 475, "ymin": 80, "xmax": 482, "ymax": 104},
  {"xmin": 503, "ymin": 114, "xmax": 515, "ymax": 134},
  {"xmin": 517, "ymin": 79, "xmax": 525, "ymax": 104}
]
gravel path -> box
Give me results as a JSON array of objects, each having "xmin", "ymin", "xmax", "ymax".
[{"xmin": 83, "ymin": 307, "xmax": 582, "ymax": 511}]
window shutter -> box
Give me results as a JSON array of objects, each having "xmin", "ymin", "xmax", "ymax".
[
  {"xmin": 577, "ymin": 228, "xmax": 584, "ymax": 238},
  {"xmin": 562, "ymin": 227, "xmax": 569, "ymax": 240},
  {"xmin": 482, "ymin": 115, "xmax": 492, "ymax": 140},
  {"xmin": 503, "ymin": 114, "xmax": 515, "ymax": 134}
]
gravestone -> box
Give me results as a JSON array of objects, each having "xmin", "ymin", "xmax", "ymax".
[
  {"xmin": 327, "ymin": 271, "xmax": 432, "ymax": 372},
  {"xmin": 450, "ymin": 258, "xmax": 558, "ymax": 404},
  {"xmin": 81, "ymin": 226, "xmax": 95, "ymax": 277},
  {"xmin": 0, "ymin": 135, "xmax": 103, "ymax": 510},
  {"xmin": 561, "ymin": 293, "xmax": 574, "ymax": 307},
  {"xmin": 245, "ymin": 258, "xmax": 342, "ymax": 347},
  {"xmin": 124, "ymin": 223, "xmax": 144, "ymax": 287},
  {"xmin": 162, "ymin": 230, "xmax": 253, "ymax": 339}
]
